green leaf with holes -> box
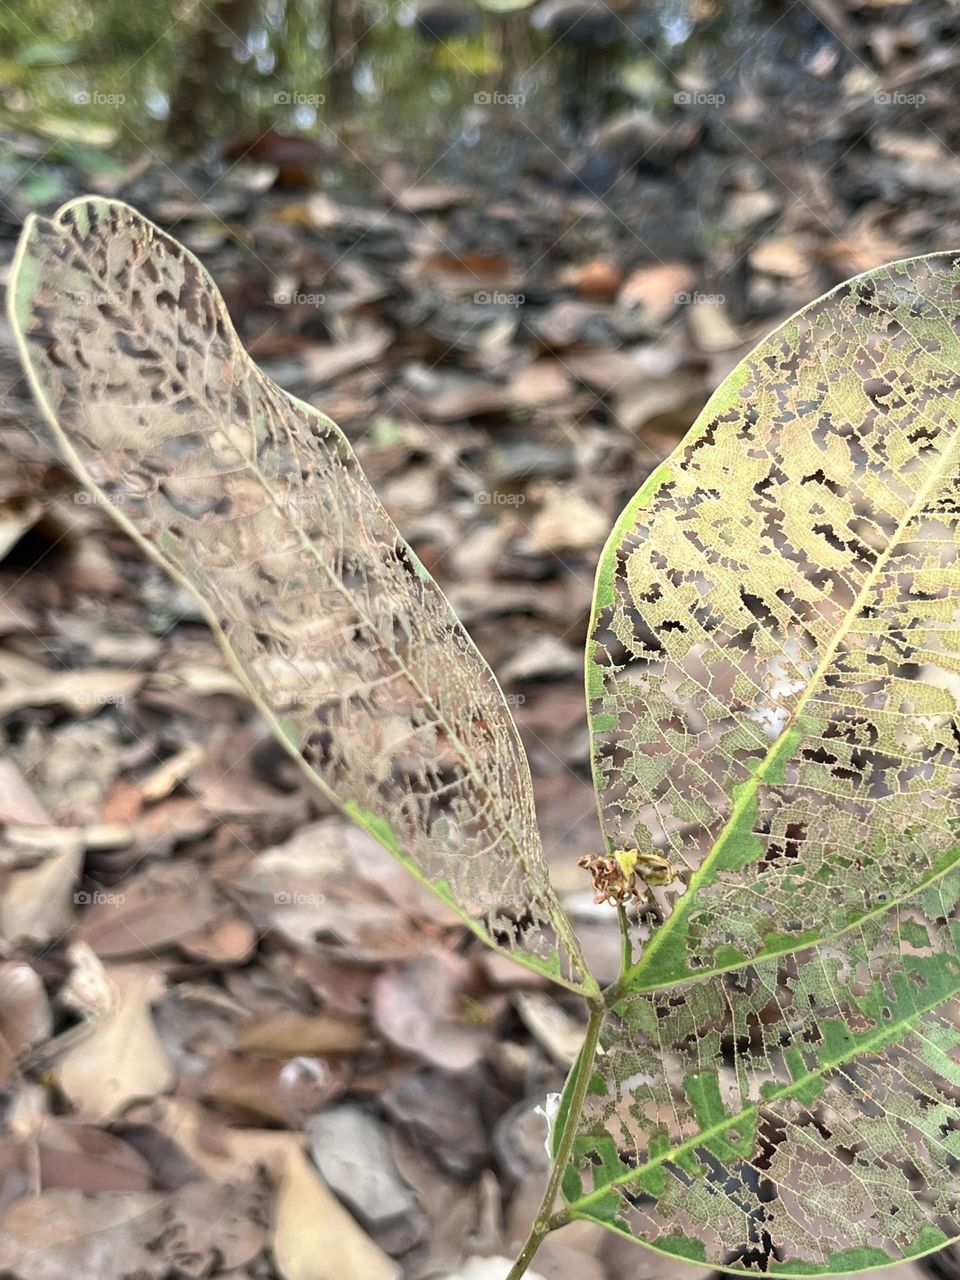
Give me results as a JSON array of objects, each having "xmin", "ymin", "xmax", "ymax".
[{"xmin": 577, "ymin": 254, "xmax": 960, "ymax": 1270}]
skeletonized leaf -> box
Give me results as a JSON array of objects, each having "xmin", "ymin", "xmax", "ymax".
[
  {"xmin": 575, "ymin": 255, "xmax": 960, "ymax": 1269},
  {"xmin": 8, "ymin": 196, "xmax": 591, "ymax": 994}
]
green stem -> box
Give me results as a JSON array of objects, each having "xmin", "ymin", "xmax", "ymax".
[
  {"xmin": 505, "ymin": 997, "xmax": 606, "ymax": 1280},
  {"xmin": 617, "ymin": 902, "xmax": 632, "ymax": 975}
]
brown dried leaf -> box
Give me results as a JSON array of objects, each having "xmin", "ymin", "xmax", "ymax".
[
  {"xmin": 0, "ymin": 960, "xmax": 52, "ymax": 1068},
  {"xmin": 0, "ymin": 833, "xmax": 83, "ymax": 945},
  {"xmin": 134, "ymin": 1098, "xmax": 398, "ymax": 1280},
  {"xmin": 0, "ymin": 651, "xmax": 143, "ymax": 717},
  {"xmin": 0, "ymin": 759, "xmax": 52, "ymax": 826},
  {"xmin": 372, "ymin": 950, "xmax": 490, "ymax": 1072},
  {"xmin": 1, "ymin": 1118, "xmax": 153, "ymax": 1194},
  {"xmin": 55, "ymin": 966, "xmax": 175, "ymax": 1120},
  {"xmin": 75, "ymin": 861, "xmax": 224, "ymax": 958},
  {"xmin": 0, "ymin": 1189, "xmax": 171, "ymax": 1280},
  {"xmin": 234, "ymin": 1010, "xmax": 369, "ymax": 1055}
]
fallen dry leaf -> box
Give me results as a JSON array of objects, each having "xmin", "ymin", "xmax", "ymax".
[
  {"xmin": 75, "ymin": 861, "xmax": 224, "ymax": 959},
  {"xmin": 134, "ymin": 1098, "xmax": 399, "ymax": 1280},
  {"xmin": 749, "ymin": 234, "xmax": 811, "ymax": 279},
  {"xmin": 514, "ymin": 992, "xmax": 585, "ymax": 1067},
  {"xmin": 58, "ymin": 941, "xmax": 114, "ymax": 1018},
  {"xmin": 564, "ymin": 256, "xmax": 622, "ymax": 302},
  {"xmin": 686, "ymin": 297, "xmax": 741, "ymax": 352},
  {"xmin": 0, "ymin": 1178, "xmax": 269, "ymax": 1280},
  {"xmin": 0, "ymin": 960, "xmax": 52, "ymax": 1075},
  {"xmin": 0, "ymin": 497, "xmax": 43, "ymax": 560},
  {"xmin": 0, "ymin": 1188, "xmax": 171, "ymax": 1280},
  {"xmin": 508, "ymin": 361, "xmax": 575, "ymax": 408},
  {"xmin": 0, "ymin": 833, "xmax": 83, "ymax": 945},
  {"xmin": 391, "ymin": 1133, "xmax": 483, "ymax": 1275},
  {"xmin": 178, "ymin": 914, "xmax": 257, "ymax": 965},
  {"xmin": 200, "ymin": 1052, "xmax": 343, "ymax": 1124},
  {"xmin": 373, "ymin": 951, "xmax": 490, "ymax": 1073},
  {"xmin": 55, "ymin": 966, "xmax": 175, "ymax": 1121},
  {"xmin": 0, "ymin": 1116, "xmax": 153, "ymax": 1194},
  {"xmin": 0, "ymin": 652, "xmax": 143, "ymax": 717},
  {"xmin": 0, "ymin": 759, "xmax": 52, "ymax": 825},
  {"xmin": 618, "ymin": 262, "xmax": 696, "ymax": 327},
  {"xmin": 235, "ymin": 1010, "xmax": 369, "ymax": 1056},
  {"xmin": 529, "ymin": 487, "xmax": 608, "ymax": 553},
  {"xmin": 138, "ymin": 742, "xmax": 206, "ymax": 803},
  {"xmin": 301, "ymin": 323, "xmax": 391, "ymax": 385},
  {"xmin": 273, "ymin": 1143, "xmax": 400, "ymax": 1280}
]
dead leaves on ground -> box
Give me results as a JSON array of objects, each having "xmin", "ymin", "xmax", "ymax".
[{"xmin": 4, "ymin": 61, "xmax": 959, "ymax": 1276}]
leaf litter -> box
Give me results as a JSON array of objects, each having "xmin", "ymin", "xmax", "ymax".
[{"xmin": 3, "ymin": 18, "xmax": 960, "ymax": 1272}]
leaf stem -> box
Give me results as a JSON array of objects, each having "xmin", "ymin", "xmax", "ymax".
[
  {"xmin": 505, "ymin": 997, "xmax": 605, "ymax": 1280},
  {"xmin": 617, "ymin": 902, "xmax": 632, "ymax": 976}
]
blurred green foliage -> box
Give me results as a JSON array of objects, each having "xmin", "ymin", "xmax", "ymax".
[{"xmin": 0, "ymin": 0, "xmax": 563, "ymax": 159}]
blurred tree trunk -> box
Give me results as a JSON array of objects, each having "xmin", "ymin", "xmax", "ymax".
[
  {"xmin": 166, "ymin": 0, "xmax": 261, "ymax": 153},
  {"xmin": 495, "ymin": 12, "xmax": 533, "ymax": 99},
  {"xmin": 325, "ymin": 0, "xmax": 369, "ymax": 118}
]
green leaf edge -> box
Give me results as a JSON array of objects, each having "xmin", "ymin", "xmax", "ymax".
[
  {"xmin": 564, "ymin": 1214, "xmax": 950, "ymax": 1278},
  {"xmin": 7, "ymin": 194, "xmax": 597, "ymax": 998}
]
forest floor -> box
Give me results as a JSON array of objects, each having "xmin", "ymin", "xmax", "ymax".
[{"xmin": 3, "ymin": 4, "xmax": 960, "ymax": 1275}]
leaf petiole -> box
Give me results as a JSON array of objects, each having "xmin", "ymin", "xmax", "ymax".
[{"xmin": 504, "ymin": 996, "xmax": 605, "ymax": 1280}]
